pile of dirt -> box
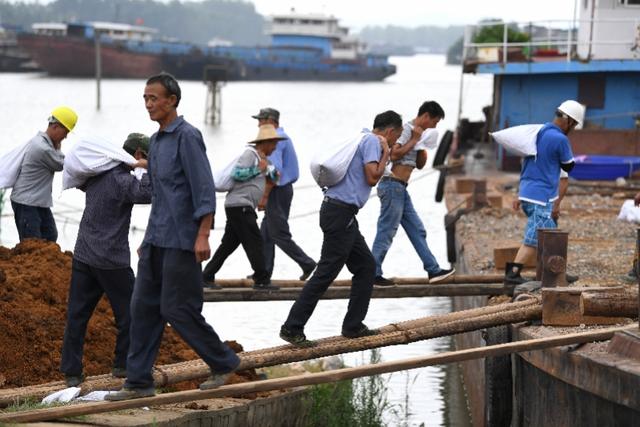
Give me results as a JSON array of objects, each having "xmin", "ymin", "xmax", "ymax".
[{"xmin": 0, "ymin": 240, "xmax": 254, "ymax": 390}]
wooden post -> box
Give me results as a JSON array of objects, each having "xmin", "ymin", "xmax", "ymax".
[
  {"xmin": 540, "ymin": 230, "xmax": 569, "ymax": 287},
  {"xmin": 536, "ymin": 228, "xmax": 554, "ymax": 280},
  {"xmin": 471, "ymin": 179, "xmax": 488, "ymax": 209}
]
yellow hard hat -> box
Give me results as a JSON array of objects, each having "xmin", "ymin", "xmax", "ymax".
[{"xmin": 50, "ymin": 106, "xmax": 78, "ymax": 131}]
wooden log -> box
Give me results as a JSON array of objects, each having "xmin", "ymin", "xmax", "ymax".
[
  {"xmin": 542, "ymin": 287, "xmax": 629, "ymax": 326},
  {"xmin": 202, "ymin": 283, "xmax": 510, "ymax": 301},
  {"xmin": 580, "ymin": 287, "xmax": 639, "ymax": 318},
  {"xmin": 213, "ymin": 274, "xmax": 505, "ymax": 288},
  {"xmin": 0, "ymin": 298, "xmax": 540, "ymax": 406},
  {"xmin": 0, "ymin": 324, "xmax": 628, "ymax": 424}
]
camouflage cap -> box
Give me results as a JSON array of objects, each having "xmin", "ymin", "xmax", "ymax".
[{"xmin": 123, "ymin": 133, "xmax": 150, "ymax": 156}]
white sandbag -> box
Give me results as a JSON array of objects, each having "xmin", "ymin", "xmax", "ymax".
[
  {"xmin": 0, "ymin": 142, "xmax": 29, "ymax": 189},
  {"xmin": 414, "ymin": 128, "xmax": 438, "ymax": 151},
  {"xmin": 41, "ymin": 387, "xmax": 81, "ymax": 404},
  {"xmin": 617, "ymin": 199, "xmax": 640, "ymax": 223},
  {"xmin": 490, "ymin": 124, "xmax": 544, "ymax": 157},
  {"xmin": 77, "ymin": 390, "xmax": 111, "ymax": 401},
  {"xmin": 213, "ymin": 145, "xmax": 259, "ymax": 192},
  {"xmin": 310, "ymin": 132, "xmax": 368, "ymax": 188},
  {"xmin": 63, "ymin": 135, "xmax": 136, "ymax": 190}
]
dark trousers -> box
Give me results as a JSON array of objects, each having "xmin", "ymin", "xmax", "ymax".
[
  {"xmin": 60, "ymin": 259, "xmax": 134, "ymax": 376},
  {"xmin": 12, "ymin": 201, "xmax": 58, "ymax": 242},
  {"xmin": 125, "ymin": 244, "xmax": 239, "ymax": 389},
  {"xmin": 203, "ymin": 206, "xmax": 269, "ymax": 284},
  {"xmin": 283, "ymin": 201, "xmax": 375, "ymax": 334},
  {"xmin": 261, "ymin": 184, "xmax": 315, "ymax": 278}
]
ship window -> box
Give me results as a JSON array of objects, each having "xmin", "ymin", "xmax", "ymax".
[
  {"xmin": 578, "ymin": 74, "xmax": 605, "ymax": 108},
  {"xmin": 619, "ymin": 0, "xmax": 640, "ymax": 5}
]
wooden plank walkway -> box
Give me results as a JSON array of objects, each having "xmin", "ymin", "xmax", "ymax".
[{"xmin": 203, "ymin": 283, "xmax": 510, "ymax": 302}]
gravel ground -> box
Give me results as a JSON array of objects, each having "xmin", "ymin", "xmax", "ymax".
[{"xmin": 455, "ymin": 189, "xmax": 639, "ymax": 286}]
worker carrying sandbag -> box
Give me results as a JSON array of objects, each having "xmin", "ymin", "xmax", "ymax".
[{"xmin": 2, "ymin": 106, "xmax": 78, "ymax": 242}]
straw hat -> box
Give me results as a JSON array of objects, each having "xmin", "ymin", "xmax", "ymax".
[{"xmin": 249, "ymin": 124, "xmax": 286, "ymax": 144}]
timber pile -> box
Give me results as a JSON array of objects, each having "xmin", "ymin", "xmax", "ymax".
[
  {"xmin": 0, "ymin": 297, "xmax": 542, "ymax": 406},
  {"xmin": 581, "ymin": 286, "xmax": 639, "ymax": 317}
]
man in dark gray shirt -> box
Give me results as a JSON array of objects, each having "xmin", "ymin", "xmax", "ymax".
[
  {"xmin": 107, "ymin": 73, "xmax": 239, "ymax": 401},
  {"xmin": 61, "ymin": 133, "xmax": 152, "ymax": 387},
  {"xmin": 11, "ymin": 106, "xmax": 77, "ymax": 242}
]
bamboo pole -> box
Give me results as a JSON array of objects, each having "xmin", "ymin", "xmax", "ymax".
[
  {"xmin": 0, "ymin": 325, "xmax": 629, "ymax": 424},
  {"xmin": 203, "ymin": 283, "xmax": 509, "ymax": 301},
  {"xmin": 581, "ymin": 288, "xmax": 639, "ymax": 317},
  {"xmin": 213, "ymin": 274, "xmax": 504, "ymax": 288},
  {"xmin": 0, "ymin": 298, "xmax": 541, "ymax": 406}
]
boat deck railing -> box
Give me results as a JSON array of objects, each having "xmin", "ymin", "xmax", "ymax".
[{"xmin": 462, "ymin": 18, "xmax": 640, "ymax": 66}]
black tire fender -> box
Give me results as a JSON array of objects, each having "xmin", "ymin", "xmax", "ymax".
[
  {"xmin": 483, "ymin": 325, "xmax": 513, "ymax": 427},
  {"xmin": 435, "ymin": 169, "xmax": 447, "ymax": 203},
  {"xmin": 432, "ymin": 130, "xmax": 453, "ymax": 167}
]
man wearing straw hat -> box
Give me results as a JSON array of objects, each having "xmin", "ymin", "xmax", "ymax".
[
  {"xmin": 202, "ymin": 124, "xmax": 283, "ymax": 290},
  {"xmin": 252, "ymin": 108, "xmax": 317, "ymax": 282}
]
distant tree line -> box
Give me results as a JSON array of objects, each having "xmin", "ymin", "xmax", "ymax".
[
  {"xmin": 0, "ymin": 0, "xmax": 268, "ymax": 45},
  {"xmin": 0, "ymin": 0, "xmax": 467, "ymax": 55},
  {"xmin": 358, "ymin": 24, "xmax": 465, "ymax": 54}
]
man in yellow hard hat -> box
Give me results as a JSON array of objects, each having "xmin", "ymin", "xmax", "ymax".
[{"xmin": 10, "ymin": 106, "xmax": 77, "ymax": 242}]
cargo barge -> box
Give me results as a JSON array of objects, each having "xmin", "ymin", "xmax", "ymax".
[{"xmin": 16, "ymin": 13, "xmax": 396, "ymax": 81}]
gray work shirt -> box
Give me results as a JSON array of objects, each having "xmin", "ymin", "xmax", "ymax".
[
  {"xmin": 11, "ymin": 131, "xmax": 65, "ymax": 208},
  {"xmin": 225, "ymin": 148, "xmax": 265, "ymax": 209},
  {"xmin": 143, "ymin": 116, "xmax": 216, "ymax": 252},
  {"xmin": 74, "ymin": 164, "xmax": 152, "ymax": 269}
]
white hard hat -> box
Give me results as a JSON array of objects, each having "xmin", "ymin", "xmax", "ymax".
[{"xmin": 557, "ymin": 100, "xmax": 585, "ymax": 126}]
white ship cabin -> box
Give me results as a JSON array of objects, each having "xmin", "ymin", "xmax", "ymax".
[
  {"xmin": 32, "ymin": 23, "xmax": 67, "ymax": 37},
  {"xmin": 269, "ymin": 12, "xmax": 365, "ymax": 60},
  {"xmin": 577, "ymin": 0, "xmax": 640, "ymax": 60},
  {"xmin": 89, "ymin": 22, "xmax": 156, "ymax": 42}
]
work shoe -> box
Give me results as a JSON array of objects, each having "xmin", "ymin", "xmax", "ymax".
[
  {"xmin": 299, "ymin": 262, "xmax": 317, "ymax": 281},
  {"xmin": 105, "ymin": 387, "xmax": 155, "ymax": 401},
  {"xmin": 504, "ymin": 262, "xmax": 527, "ymax": 285},
  {"xmin": 374, "ymin": 276, "xmax": 397, "ymax": 288},
  {"xmin": 279, "ymin": 326, "xmax": 313, "ymax": 347},
  {"xmin": 253, "ymin": 282, "xmax": 280, "ymax": 291},
  {"xmin": 429, "ymin": 268, "xmax": 456, "ymax": 283},
  {"xmin": 64, "ymin": 374, "xmax": 85, "ymax": 387},
  {"xmin": 203, "ymin": 280, "xmax": 222, "ymax": 290},
  {"xmin": 341, "ymin": 324, "xmax": 380, "ymax": 339},
  {"xmin": 199, "ymin": 372, "xmax": 233, "ymax": 390},
  {"xmin": 111, "ymin": 367, "xmax": 127, "ymax": 378}
]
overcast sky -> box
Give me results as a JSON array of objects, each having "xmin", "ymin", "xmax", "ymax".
[{"xmin": 250, "ymin": 0, "xmax": 581, "ymax": 29}]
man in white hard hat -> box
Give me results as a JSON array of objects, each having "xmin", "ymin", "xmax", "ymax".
[
  {"xmin": 506, "ymin": 100, "xmax": 583, "ymax": 284},
  {"xmin": 11, "ymin": 106, "xmax": 77, "ymax": 242}
]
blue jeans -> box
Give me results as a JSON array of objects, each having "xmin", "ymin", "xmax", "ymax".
[
  {"xmin": 521, "ymin": 200, "xmax": 556, "ymax": 247},
  {"xmin": 371, "ymin": 179, "xmax": 440, "ymax": 277},
  {"xmin": 11, "ymin": 201, "xmax": 58, "ymax": 242}
]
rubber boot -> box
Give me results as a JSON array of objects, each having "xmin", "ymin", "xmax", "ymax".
[{"xmin": 504, "ymin": 262, "xmax": 527, "ymax": 285}]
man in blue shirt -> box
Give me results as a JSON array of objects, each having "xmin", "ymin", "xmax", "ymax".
[
  {"xmin": 280, "ymin": 111, "xmax": 401, "ymax": 345},
  {"xmin": 506, "ymin": 100, "xmax": 582, "ymax": 284},
  {"xmin": 253, "ymin": 108, "xmax": 316, "ymax": 281},
  {"xmin": 107, "ymin": 73, "xmax": 239, "ymax": 401},
  {"xmin": 61, "ymin": 133, "xmax": 152, "ymax": 387}
]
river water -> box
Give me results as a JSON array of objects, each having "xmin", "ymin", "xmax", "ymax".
[{"xmin": 0, "ymin": 54, "xmax": 492, "ymax": 425}]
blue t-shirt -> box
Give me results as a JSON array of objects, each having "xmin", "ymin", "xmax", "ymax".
[
  {"xmin": 519, "ymin": 123, "xmax": 574, "ymax": 205},
  {"xmin": 325, "ymin": 132, "xmax": 382, "ymax": 208}
]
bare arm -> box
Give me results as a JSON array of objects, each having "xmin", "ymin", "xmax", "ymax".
[
  {"xmin": 416, "ymin": 150, "xmax": 427, "ymax": 170},
  {"xmin": 390, "ymin": 125, "xmax": 423, "ymax": 161},
  {"xmin": 552, "ymin": 177, "xmax": 569, "ymax": 221},
  {"xmin": 194, "ymin": 213, "xmax": 213, "ymax": 262},
  {"xmin": 363, "ymin": 137, "xmax": 390, "ymax": 186}
]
